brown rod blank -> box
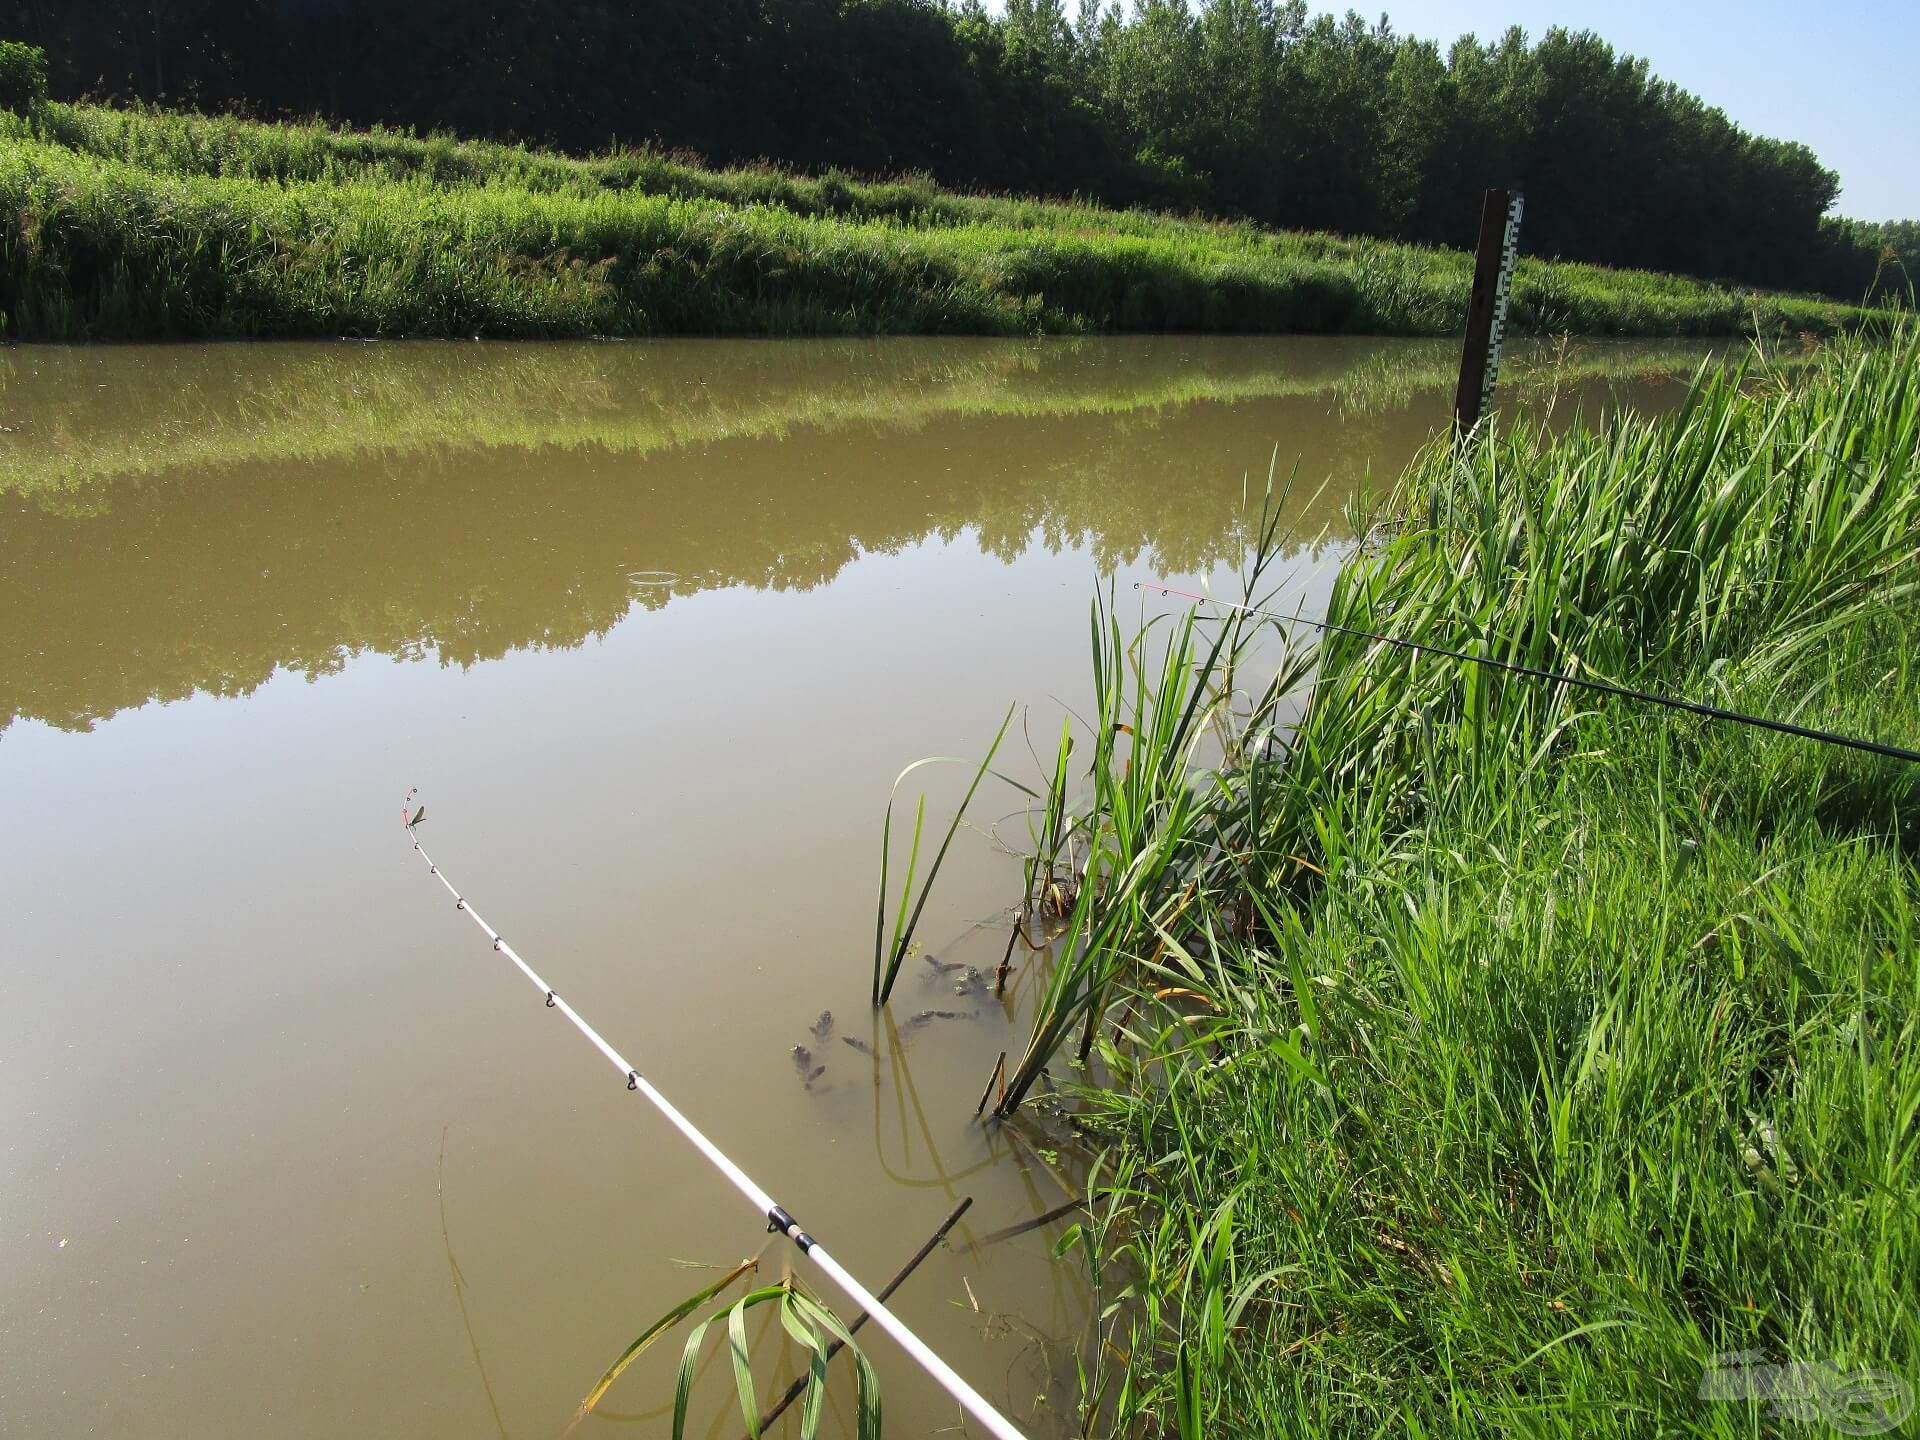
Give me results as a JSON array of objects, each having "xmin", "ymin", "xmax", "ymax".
[
  {"xmin": 974, "ymin": 1051, "xmax": 1007, "ymax": 1118},
  {"xmin": 965, "ymin": 1197, "xmax": 1087, "ymax": 1253},
  {"xmin": 994, "ymin": 917, "xmax": 1019, "ymax": 996}
]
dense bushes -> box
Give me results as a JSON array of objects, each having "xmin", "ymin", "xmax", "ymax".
[
  {"xmin": 0, "ymin": 113, "xmax": 1878, "ymax": 341},
  {"xmin": 0, "ymin": 38, "xmax": 45, "ymax": 113},
  {"xmin": 1, "ymin": 9, "xmax": 1912, "ymax": 299}
]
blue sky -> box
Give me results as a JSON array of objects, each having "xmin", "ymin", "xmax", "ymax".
[
  {"xmin": 1365, "ymin": 0, "xmax": 1914, "ymax": 220},
  {"xmin": 985, "ymin": 0, "xmax": 1917, "ymax": 220}
]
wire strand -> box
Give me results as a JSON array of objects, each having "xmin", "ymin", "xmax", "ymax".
[
  {"xmin": 1138, "ymin": 581, "xmax": 1920, "ymax": 766},
  {"xmin": 405, "ymin": 829, "xmax": 1029, "ymax": 1440}
]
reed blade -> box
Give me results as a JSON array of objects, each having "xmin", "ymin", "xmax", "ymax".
[
  {"xmin": 575, "ymin": 1256, "xmax": 759, "ymax": 1418},
  {"xmin": 875, "ymin": 702, "xmax": 1018, "ymax": 1006}
]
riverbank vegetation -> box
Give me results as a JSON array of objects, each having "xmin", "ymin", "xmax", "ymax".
[
  {"xmin": 0, "ymin": 83, "xmax": 1883, "ymax": 341},
  {"xmin": 8, "ymin": 8, "xmax": 1914, "ymax": 301},
  {"xmin": 966, "ymin": 326, "xmax": 1917, "ymax": 1432}
]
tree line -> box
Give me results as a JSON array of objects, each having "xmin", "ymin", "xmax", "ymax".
[{"xmin": 5, "ymin": 0, "xmax": 1912, "ymax": 300}]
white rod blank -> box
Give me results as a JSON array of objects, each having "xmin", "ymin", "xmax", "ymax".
[{"xmin": 406, "ymin": 828, "xmax": 1028, "ymax": 1440}]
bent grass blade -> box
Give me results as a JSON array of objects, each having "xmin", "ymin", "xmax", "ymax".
[
  {"xmin": 572, "ymin": 1256, "xmax": 761, "ymax": 1424},
  {"xmin": 651, "ymin": 1278, "xmax": 880, "ymax": 1440}
]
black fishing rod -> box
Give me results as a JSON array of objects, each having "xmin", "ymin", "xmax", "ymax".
[{"xmin": 1140, "ymin": 582, "xmax": 1920, "ymax": 767}]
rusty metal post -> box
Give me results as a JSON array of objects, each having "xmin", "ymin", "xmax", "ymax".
[{"xmin": 1454, "ymin": 188, "xmax": 1524, "ymax": 434}]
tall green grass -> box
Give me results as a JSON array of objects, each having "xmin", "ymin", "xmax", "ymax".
[
  {"xmin": 0, "ymin": 100, "xmax": 1886, "ymax": 340},
  {"xmin": 948, "ymin": 326, "xmax": 1918, "ymax": 1434}
]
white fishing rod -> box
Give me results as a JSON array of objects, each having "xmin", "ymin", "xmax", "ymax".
[{"xmin": 402, "ymin": 809, "xmax": 1028, "ymax": 1440}]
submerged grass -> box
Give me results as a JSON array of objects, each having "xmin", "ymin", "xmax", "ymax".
[
  {"xmin": 0, "ymin": 100, "xmax": 1887, "ymax": 341},
  {"xmin": 920, "ymin": 324, "xmax": 1918, "ymax": 1433}
]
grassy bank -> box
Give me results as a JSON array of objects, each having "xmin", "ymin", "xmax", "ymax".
[
  {"xmin": 0, "ymin": 99, "xmax": 1884, "ymax": 341},
  {"xmin": 972, "ymin": 329, "xmax": 1918, "ymax": 1433}
]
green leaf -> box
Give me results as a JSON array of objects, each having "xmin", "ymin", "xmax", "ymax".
[
  {"xmin": 776, "ymin": 1286, "xmax": 830, "ymax": 1440},
  {"xmin": 791, "ymin": 1289, "xmax": 882, "ymax": 1440},
  {"xmin": 728, "ymin": 1293, "xmax": 760, "ymax": 1439},
  {"xmin": 672, "ymin": 1312, "xmax": 717, "ymax": 1440},
  {"xmin": 575, "ymin": 1256, "xmax": 757, "ymax": 1417}
]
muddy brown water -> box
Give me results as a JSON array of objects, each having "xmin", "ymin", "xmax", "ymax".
[{"xmin": 0, "ymin": 336, "xmax": 1713, "ymax": 1438}]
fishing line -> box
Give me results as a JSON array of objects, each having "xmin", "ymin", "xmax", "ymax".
[
  {"xmin": 403, "ymin": 822, "xmax": 1029, "ymax": 1440},
  {"xmin": 1138, "ymin": 581, "xmax": 1920, "ymax": 766}
]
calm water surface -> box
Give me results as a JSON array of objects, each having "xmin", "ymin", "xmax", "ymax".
[{"xmin": 0, "ymin": 336, "xmax": 1709, "ymax": 1438}]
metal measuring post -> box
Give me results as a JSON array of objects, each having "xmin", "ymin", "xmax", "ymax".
[{"xmin": 1453, "ymin": 188, "xmax": 1525, "ymax": 434}]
